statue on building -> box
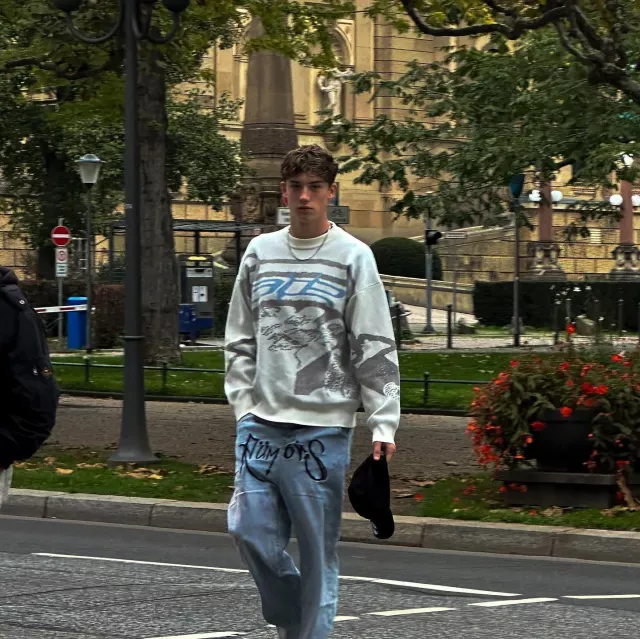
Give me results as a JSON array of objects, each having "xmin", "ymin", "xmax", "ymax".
[{"xmin": 317, "ymin": 68, "xmax": 353, "ymax": 118}]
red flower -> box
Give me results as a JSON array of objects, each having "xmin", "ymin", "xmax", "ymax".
[
  {"xmin": 567, "ymin": 380, "xmax": 574, "ymax": 388},
  {"xmin": 531, "ymin": 420, "xmax": 546, "ymax": 431},
  {"xmin": 566, "ymin": 324, "xmax": 576, "ymax": 334},
  {"xmin": 560, "ymin": 406, "xmax": 573, "ymax": 418},
  {"xmin": 624, "ymin": 361, "xmax": 632, "ymax": 367},
  {"xmin": 559, "ymin": 362, "xmax": 570, "ymax": 372},
  {"xmin": 499, "ymin": 486, "xmax": 507, "ymax": 494},
  {"xmin": 611, "ymin": 354, "xmax": 624, "ymax": 363},
  {"xmin": 510, "ymin": 360, "xmax": 519, "ymax": 368},
  {"xmin": 415, "ymin": 493, "xmax": 423, "ymax": 502},
  {"xmin": 581, "ymin": 382, "xmax": 594, "ymax": 394},
  {"xmin": 594, "ymin": 385, "xmax": 609, "ymax": 395},
  {"xmin": 616, "ymin": 460, "xmax": 630, "ymax": 469}
]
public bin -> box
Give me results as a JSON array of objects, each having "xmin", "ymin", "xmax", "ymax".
[{"xmin": 67, "ymin": 296, "xmax": 87, "ymax": 350}]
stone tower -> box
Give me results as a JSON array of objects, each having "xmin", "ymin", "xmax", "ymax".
[{"xmin": 222, "ymin": 17, "xmax": 299, "ymax": 267}]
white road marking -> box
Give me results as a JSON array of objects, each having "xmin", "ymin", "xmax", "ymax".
[
  {"xmin": 334, "ymin": 616, "xmax": 360, "ymax": 622},
  {"xmin": 564, "ymin": 594, "xmax": 640, "ymax": 600},
  {"xmin": 340, "ymin": 576, "xmax": 519, "ymax": 597},
  {"xmin": 469, "ymin": 598, "xmax": 558, "ymax": 608},
  {"xmin": 31, "ymin": 553, "xmax": 519, "ymax": 597},
  {"xmin": 144, "ymin": 633, "xmax": 245, "ymax": 639},
  {"xmin": 367, "ymin": 607, "xmax": 457, "ymax": 617},
  {"xmin": 33, "ymin": 553, "xmax": 249, "ymax": 574}
]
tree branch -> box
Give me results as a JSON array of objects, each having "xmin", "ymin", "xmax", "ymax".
[
  {"xmin": 555, "ymin": 22, "xmax": 590, "ymax": 64},
  {"xmin": 0, "ymin": 51, "xmax": 123, "ymax": 81},
  {"xmin": 400, "ymin": 0, "xmax": 569, "ymax": 40}
]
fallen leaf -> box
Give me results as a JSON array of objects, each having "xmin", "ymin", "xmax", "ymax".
[
  {"xmin": 391, "ymin": 491, "xmax": 415, "ymax": 499},
  {"xmin": 444, "ymin": 461, "xmax": 459, "ymax": 467},
  {"xmin": 44, "ymin": 457, "xmax": 57, "ymax": 464},
  {"xmin": 149, "ymin": 474, "xmax": 164, "ymax": 480},
  {"xmin": 541, "ymin": 507, "xmax": 563, "ymax": 518},
  {"xmin": 76, "ymin": 463, "xmax": 107, "ymax": 469},
  {"xmin": 55, "ymin": 468, "xmax": 74, "ymax": 475},
  {"xmin": 408, "ymin": 480, "xmax": 436, "ymax": 487}
]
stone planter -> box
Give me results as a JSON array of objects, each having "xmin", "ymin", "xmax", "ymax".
[{"xmin": 525, "ymin": 408, "xmax": 596, "ymax": 473}]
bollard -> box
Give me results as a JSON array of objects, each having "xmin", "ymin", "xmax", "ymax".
[
  {"xmin": 447, "ymin": 304, "xmax": 453, "ymax": 349},
  {"xmin": 162, "ymin": 362, "xmax": 169, "ymax": 391},
  {"xmin": 594, "ymin": 298, "xmax": 601, "ymax": 339},
  {"xmin": 84, "ymin": 358, "xmax": 91, "ymax": 384},
  {"xmin": 618, "ymin": 298, "xmax": 624, "ymax": 337},
  {"xmin": 394, "ymin": 302, "xmax": 402, "ymax": 351},
  {"xmin": 553, "ymin": 301, "xmax": 560, "ymax": 345},
  {"xmin": 423, "ymin": 372, "xmax": 430, "ymax": 406}
]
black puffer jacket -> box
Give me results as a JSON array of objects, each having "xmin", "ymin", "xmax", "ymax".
[{"xmin": 0, "ymin": 267, "xmax": 59, "ymax": 469}]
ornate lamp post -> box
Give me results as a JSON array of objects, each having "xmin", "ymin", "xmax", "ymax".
[
  {"xmin": 528, "ymin": 185, "xmax": 565, "ymax": 280},
  {"xmin": 609, "ymin": 154, "xmax": 640, "ymax": 280},
  {"xmin": 52, "ymin": 0, "xmax": 190, "ymax": 463},
  {"xmin": 76, "ymin": 153, "xmax": 104, "ymax": 354}
]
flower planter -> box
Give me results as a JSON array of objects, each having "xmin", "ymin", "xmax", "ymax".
[{"xmin": 525, "ymin": 408, "xmax": 596, "ymax": 473}]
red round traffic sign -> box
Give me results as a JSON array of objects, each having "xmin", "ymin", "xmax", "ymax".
[{"xmin": 51, "ymin": 225, "xmax": 71, "ymax": 247}]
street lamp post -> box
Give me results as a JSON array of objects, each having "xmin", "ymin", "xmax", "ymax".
[
  {"xmin": 508, "ymin": 175, "xmax": 525, "ymax": 348},
  {"xmin": 52, "ymin": 0, "xmax": 190, "ymax": 464},
  {"xmin": 76, "ymin": 154, "xmax": 104, "ymax": 355}
]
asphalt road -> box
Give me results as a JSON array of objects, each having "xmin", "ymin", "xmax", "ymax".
[{"xmin": 1, "ymin": 516, "xmax": 639, "ymax": 638}]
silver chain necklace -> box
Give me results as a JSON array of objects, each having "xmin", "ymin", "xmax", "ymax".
[{"xmin": 287, "ymin": 225, "xmax": 331, "ymax": 262}]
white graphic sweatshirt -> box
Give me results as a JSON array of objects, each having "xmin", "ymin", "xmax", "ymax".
[{"xmin": 224, "ymin": 224, "xmax": 400, "ymax": 444}]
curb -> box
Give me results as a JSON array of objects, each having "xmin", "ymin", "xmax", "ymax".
[{"xmin": 5, "ymin": 489, "xmax": 640, "ymax": 564}]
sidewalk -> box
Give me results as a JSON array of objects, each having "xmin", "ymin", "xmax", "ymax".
[{"xmin": 49, "ymin": 396, "xmax": 478, "ymax": 515}]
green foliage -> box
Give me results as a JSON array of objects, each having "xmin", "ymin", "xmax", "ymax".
[
  {"xmin": 213, "ymin": 272, "xmax": 236, "ymax": 337},
  {"xmin": 93, "ymin": 283, "xmax": 125, "ymax": 349},
  {"xmin": 326, "ymin": 24, "xmax": 640, "ymax": 235},
  {"xmin": 468, "ymin": 348, "xmax": 640, "ymax": 474},
  {"xmin": 370, "ymin": 236, "xmax": 442, "ymax": 280},
  {"xmin": 473, "ymin": 281, "xmax": 640, "ymax": 331}
]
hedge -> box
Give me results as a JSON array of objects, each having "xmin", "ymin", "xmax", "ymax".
[
  {"xmin": 370, "ymin": 236, "xmax": 442, "ymax": 281},
  {"xmin": 474, "ymin": 280, "xmax": 640, "ymax": 330}
]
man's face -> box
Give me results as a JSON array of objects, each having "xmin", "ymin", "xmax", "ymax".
[{"xmin": 281, "ymin": 172, "xmax": 337, "ymax": 225}]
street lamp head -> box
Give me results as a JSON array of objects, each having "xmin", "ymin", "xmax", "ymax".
[
  {"xmin": 162, "ymin": 0, "xmax": 190, "ymax": 13},
  {"xmin": 76, "ymin": 153, "xmax": 104, "ymax": 185},
  {"xmin": 623, "ymin": 153, "xmax": 634, "ymax": 168},
  {"xmin": 632, "ymin": 195, "xmax": 640, "ymax": 207},
  {"xmin": 51, "ymin": 0, "xmax": 83, "ymax": 13},
  {"xmin": 610, "ymin": 193, "xmax": 624, "ymax": 207},
  {"xmin": 528, "ymin": 189, "xmax": 542, "ymax": 203},
  {"xmin": 551, "ymin": 190, "xmax": 563, "ymax": 203}
]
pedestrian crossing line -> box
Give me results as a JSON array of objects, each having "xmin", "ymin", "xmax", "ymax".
[
  {"xmin": 144, "ymin": 632, "xmax": 245, "ymax": 639},
  {"xmin": 366, "ymin": 607, "xmax": 457, "ymax": 617},
  {"xmin": 339, "ymin": 576, "xmax": 518, "ymax": 597},
  {"xmin": 564, "ymin": 594, "xmax": 640, "ymax": 600},
  {"xmin": 469, "ymin": 598, "xmax": 558, "ymax": 608},
  {"xmin": 334, "ymin": 616, "xmax": 361, "ymax": 622}
]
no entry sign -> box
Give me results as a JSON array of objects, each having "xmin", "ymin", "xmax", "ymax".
[{"xmin": 51, "ymin": 225, "xmax": 71, "ymax": 247}]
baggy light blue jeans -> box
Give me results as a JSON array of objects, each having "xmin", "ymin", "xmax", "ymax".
[{"xmin": 227, "ymin": 414, "xmax": 353, "ymax": 639}]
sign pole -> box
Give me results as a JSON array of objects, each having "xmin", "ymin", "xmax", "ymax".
[{"xmin": 58, "ymin": 218, "xmax": 63, "ymax": 343}]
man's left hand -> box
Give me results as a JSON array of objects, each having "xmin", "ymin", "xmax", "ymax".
[{"xmin": 373, "ymin": 441, "xmax": 396, "ymax": 462}]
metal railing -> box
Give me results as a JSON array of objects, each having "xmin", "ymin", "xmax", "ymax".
[{"xmin": 51, "ymin": 359, "xmax": 487, "ymax": 415}]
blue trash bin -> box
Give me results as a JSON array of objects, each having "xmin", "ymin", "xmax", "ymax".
[
  {"xmin": 179, "ymin": 304, "xmax": 197, "ymax": 343},
  {"xmin": 67, "ymin": 296, "xmax": 88, "ymax": 350}
]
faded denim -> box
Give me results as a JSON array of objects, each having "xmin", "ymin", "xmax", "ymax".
[{"xmin": 228, "ymin": 414, "xmax": 353, "ymax": 639}]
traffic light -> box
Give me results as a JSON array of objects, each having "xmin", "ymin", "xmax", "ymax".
[{"xmin": 425, "ymin": 230, "xmax": 443, "ymax": 246}]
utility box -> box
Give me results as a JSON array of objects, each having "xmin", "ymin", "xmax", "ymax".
[{"xmin": 179, "ymin": 255, "xmax": 215, "ymax": 332}]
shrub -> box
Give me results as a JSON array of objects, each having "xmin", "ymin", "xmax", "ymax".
[
  {"xmin": 474, "ymin": 281, "xmax": 640, "ymax": 330},
  {"xmin": 370, "ymin": 236, "xmax": 442, "ymax": 280},
  {"xmin": 213, "ymin": 272, "xmax": 236, "ymax": 337},
  {"xmin": 93, "ymin": 285, "xmax": 125, "ymax": 349}
]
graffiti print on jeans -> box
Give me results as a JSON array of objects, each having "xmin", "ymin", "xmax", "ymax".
[{"xmin": 238, "ymin": 433, "xmax": 328, "ymax": 482}]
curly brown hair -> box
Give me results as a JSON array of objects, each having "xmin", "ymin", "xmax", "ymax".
[{"xmin": 280, "ymin": 145, "xmax": 339, "ymax": 185}]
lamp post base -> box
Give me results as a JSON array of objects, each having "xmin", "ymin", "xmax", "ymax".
[
  {"xmin": 610, "ymin": 244, "xmax": 640, "ymax": 280},
  {"xmin": 529, "ymin": 241, "xmax": 566, "ymax": 280}
]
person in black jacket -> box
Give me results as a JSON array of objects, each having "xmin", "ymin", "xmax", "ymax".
[{"xmin": 0, "ymin": 266, "xmax": 59, "ymax": 508}]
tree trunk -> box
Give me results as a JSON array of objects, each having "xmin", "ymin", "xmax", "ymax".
[{"xmin": 138, "ymin": 40, "xmax": 181, "ymax": 365}]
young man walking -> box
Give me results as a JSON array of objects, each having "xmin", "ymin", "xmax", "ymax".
[
  {"xmin": 225, "ymin": 145, "xmax": 400, "ymax": 639},
  {"xmin": 0, "ymin": 266, "xmax": 59, "ymax": 509}
]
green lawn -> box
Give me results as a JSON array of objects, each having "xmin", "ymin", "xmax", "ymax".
[
  {"xmin": 16, "ymin": 447, "xmax": 640, "ymax": 532},
  {"xmin": 417, "ymin": 474, "xmax": 640, "ymax": 532},
  {"xmin": 51, "ymin": 350, "xmax": 517, "ymax": 411}
]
